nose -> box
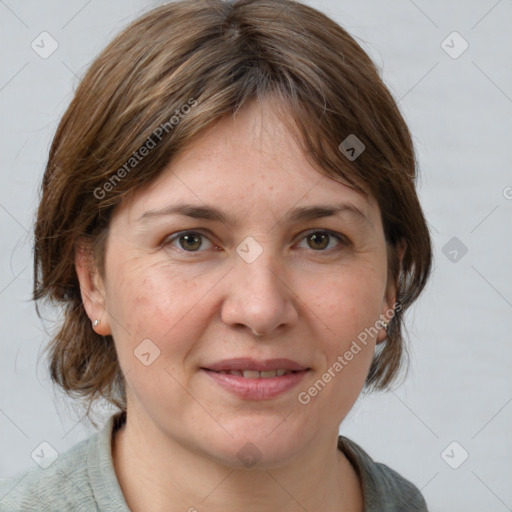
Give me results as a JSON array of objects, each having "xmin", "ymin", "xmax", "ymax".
[{"xmin": 220, "ymin": 251, "xmax": 298, "ymax": 338}]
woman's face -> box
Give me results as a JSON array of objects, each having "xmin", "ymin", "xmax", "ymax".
[{"xmin": 87, "ymin": 100, "xmax": 394, "ymax": 467}]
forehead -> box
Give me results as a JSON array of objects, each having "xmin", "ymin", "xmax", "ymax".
[{"xmin": 116, "ymin": 100, "xmax": 380, "ymax": 227}]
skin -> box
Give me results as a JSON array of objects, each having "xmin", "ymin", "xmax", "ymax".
[{"xmin": 76, "ymin": 98, "xmax": 399, "ymax": 512}]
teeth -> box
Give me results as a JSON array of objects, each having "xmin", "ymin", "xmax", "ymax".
[
  {"xmin": 219, "ymin": 369, "xmax": 292, "ymax": 378},
  {"xmin": 243, "ymin": 370, "xmax": 261, "ymax": 379}
]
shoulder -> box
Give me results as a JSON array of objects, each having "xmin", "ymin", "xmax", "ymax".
[
  {"xmin": 338, "ymin": 435, "xmax": 429, "ymax": 512},
  {"xmin": 0, "ymin": 435, "xmax": 94, "ymax": 512},
  {"xmin": 0, "ymin": 413, "xmax": 128, "ymax": 512}
]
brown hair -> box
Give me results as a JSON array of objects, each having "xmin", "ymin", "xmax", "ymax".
[{"xmin": 34, "ymin": 0, "xmax": 432, "ymax": 416}]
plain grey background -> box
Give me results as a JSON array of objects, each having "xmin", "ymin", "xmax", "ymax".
[{"xmin": 1, "ymin": 1, "xmax": 511, "ymax": 511}]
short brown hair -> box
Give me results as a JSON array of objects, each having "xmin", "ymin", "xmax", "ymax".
[{"xmin": 34, "ymin": 0, "xmax": 432, "ymax": 416}]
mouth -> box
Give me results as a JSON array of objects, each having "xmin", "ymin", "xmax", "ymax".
[
  {"xmin": 200, "ymin": 358, "xmax": 310, "ymax": 400},
  {"xmin": 209, "ymin": 369, "xmax": 298, "ymax": 378}
]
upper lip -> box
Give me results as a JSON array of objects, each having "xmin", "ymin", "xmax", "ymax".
[{"xmin": 203, "ymin": 358, "xmax": 309, "ymax": 372}]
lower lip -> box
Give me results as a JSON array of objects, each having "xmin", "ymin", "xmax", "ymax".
[{"xmin": 202, "ymin": 369, "xmax": 309, "ymax": 400}]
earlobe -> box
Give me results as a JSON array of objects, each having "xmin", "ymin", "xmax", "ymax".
[
  {"xmin": 376, "ymin": 317, "xmax": 389, "ymax": 344},
  {"xmin": 74, "ymin": 242, "xmax": 112, "ymax": 336}
]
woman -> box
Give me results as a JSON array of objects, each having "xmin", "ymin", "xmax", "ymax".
[{"xmin": 0, "ymin": 0, "xmax": 432, "ymax": 510}]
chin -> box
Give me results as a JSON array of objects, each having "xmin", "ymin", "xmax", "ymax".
[{"xmin": 196, "ymin": 415, "xmax": 311, "ymax": 470}]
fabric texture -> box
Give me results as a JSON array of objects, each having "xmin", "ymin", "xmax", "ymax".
[{"xmin": 0, "ymin": 413, "xmax": 428, "ymax": 511}]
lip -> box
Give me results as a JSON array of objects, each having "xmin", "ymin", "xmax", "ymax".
[
  {"xmin": 204, "ymin": 358, "xmax": 308, "ymax": 372},
  {"xmin": 201, "ymin": 358, "xmax": 310, "ymax": 400}
]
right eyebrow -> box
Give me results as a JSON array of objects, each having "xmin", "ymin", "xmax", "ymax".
[{"xmin": 137, "ymin": 203, "xmax": 230, "ymax": 224}]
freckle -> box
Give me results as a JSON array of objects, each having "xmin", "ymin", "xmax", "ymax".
[{"xmin": 134, "ymin": 295, "xmax": 150, "ymax": 306}]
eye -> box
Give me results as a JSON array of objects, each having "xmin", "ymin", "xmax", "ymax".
[
  {"xmin": 296, "ymin": 230, "xmax": 346, "ymax": 251},
  {"xmin": 164, "ymin": 231, "xmax": 214, "ymax": 252}
]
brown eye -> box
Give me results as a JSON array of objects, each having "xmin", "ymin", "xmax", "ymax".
[
  {"xmin": 165, "ymin": 231, "xmax": 213, "ymax": 252},
  {"xmin": 307, "ymin": 232, "xmax": 330, "ymax": 250},
  {"xmin": 179, "ymin": 233, "xmax": 203, "ymax": 251},
  {"xmin": 297, "ymin": 230, "xmax": 345, "ymax": 251}
]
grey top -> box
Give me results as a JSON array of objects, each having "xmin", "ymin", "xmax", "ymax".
[{"xmin": 0, "ymin": 412, "xmax": 428, "ymax": 511}]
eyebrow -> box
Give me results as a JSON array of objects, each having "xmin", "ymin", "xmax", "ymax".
[{"xmin": 137, "ymin": 202, "xmax": 371, "ymax": 227}]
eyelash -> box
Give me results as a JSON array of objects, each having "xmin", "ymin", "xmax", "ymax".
[{"xmin": 162, "ymin": 229, "xmax": 349, "ymax": 254}]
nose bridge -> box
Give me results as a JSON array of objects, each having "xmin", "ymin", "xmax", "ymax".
[
  {"xmin": 235, "ymin": 232, "xmax": 280, "ymax": 284},
  {"xmin": 238, "ymin": 249, "xmax": 280, "ymax": 295},
  {"xmin": 221, "ymin": 239, "xmax": 297, "ymax": 335}
]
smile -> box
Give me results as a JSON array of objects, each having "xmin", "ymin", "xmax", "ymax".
[
  {"xmin": 201, "ymin": 358, "xmax": 310, "ymax": 400},
  {"xmin": 212, "ymin": 369, "xmax": 296, "ymax": 378}
]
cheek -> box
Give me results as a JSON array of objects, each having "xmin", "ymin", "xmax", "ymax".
[
  {"xmin": 294, "ymin": 268, "xmax": 384, "ymax": 422},
  {"xmin": 104, "ymin": 259, "xmax": 208, "ymax": 367},
  {"xmin": 305, "ymin": 263, "xmax": 386, "ymax": 348}
]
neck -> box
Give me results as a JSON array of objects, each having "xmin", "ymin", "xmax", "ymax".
[{"xmin": 112, "ymin": 412, "xmax": 363, "ymax": 512}]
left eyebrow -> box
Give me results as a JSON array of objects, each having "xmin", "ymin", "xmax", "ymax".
[
  {"xmin": 282, "ymin": 204, "xmax": 370, "ymax": 227},
  {"xmin": 137, "ymin": 202, "xmax": 371, "ymax": 228}
]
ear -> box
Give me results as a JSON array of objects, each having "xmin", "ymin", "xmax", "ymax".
[
  {"xmin": 74, "ymin": 240, "xmax": 112, "ymax": 336},
  {"xmin": 376, "ymin": 238, "xmax": 407, "ymax": 344}
]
